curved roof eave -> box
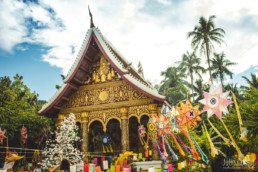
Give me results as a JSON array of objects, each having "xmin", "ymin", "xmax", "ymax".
[
  {"xmin": 122, "ymin": 74, "xmax": 165, "ymax": 102},
  {"xmin": 39, "ymin": 83, "xmax": 69, "ymax": 115}
]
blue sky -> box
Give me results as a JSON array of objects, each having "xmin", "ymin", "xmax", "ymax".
[{"xmin": 0, "ymin": 0, "xmax": 258, "ymax": 101}]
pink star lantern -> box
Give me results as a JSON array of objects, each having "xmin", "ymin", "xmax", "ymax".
[{"xmin": 199, "ymin": 84, "xmax": 233, "ymax": 120}]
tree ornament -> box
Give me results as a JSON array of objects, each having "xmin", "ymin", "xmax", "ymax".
[{"xmin": 40, "ymin": 113, "xmax": 83, "ymax": 168}]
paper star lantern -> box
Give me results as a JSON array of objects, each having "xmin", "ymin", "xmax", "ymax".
[
  {"xmin": 199, "ymin": 84, "xmax": 233, "ymax": 120},
  {"xmin": 0, "ymin": 128, "xmax": 7, "ymax": 144},
  {"xmin": 169, "ymin": 107, "xmax": 180, "ymax": 133},
  {"xmin": 176, "ymin": 100, "xmax": 202, "ymax": 129},
  {"xmin": 157, "ymin": 115, "xmax": 171, "ymax": 135}
]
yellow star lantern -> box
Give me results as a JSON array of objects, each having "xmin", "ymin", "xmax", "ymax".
[{"xmin": 176, "ymin": 100, "xmax": 202, "ymax": 129}]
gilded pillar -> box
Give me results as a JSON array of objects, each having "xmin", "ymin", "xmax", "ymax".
[
  {"xmin": 148, "ymin": 104, "xmax": 160, "ymax": 160},
  {"xmin": 120, "ymin": 107, "xmax": 129, "ymax": 153},
  {"xmin": 81, "ymin": 112, "xmax": 89, "ymax": 161},
  {"xmin": 57, "ymin": 114, "xmax": 64, "ymax": 127}
]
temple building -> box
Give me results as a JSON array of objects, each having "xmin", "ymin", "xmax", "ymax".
[{"xmin": 39, "ymin": 16, "xmax": 165, "ymax": 160}]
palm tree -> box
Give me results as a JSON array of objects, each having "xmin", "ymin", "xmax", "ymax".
[
  {"xmin": 187, "ymin": 15, "xmax": 225, "ymax": 82},
  {"xmin": 224, "ymin": 83, "xmax": 245, "ymax": 100},
  {"xmin": 210, "ymin": 52, "xmax": 237, "ymax": 87},
  {"xmin": 159, "ymin": 66, "xmax": 186, "ymax": 95},
  {"xmin": 192, "ymin": 79, "xmax": 210, "ymax": 101},
  {"xmin": 242, "ymin": 73, "xmax": 258, "ymax": 89},
  {"xmin": 177, "ymin": 51, "xmax": 205, "ymax": 101}
]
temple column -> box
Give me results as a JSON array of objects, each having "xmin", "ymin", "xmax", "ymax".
[
  {"xmin": 81, "ymin": 112, "xmax": 89, "ymax": 162},
  {"xmin": 120, "ymin": 107, "xmax": 129, "ymax": 153},
  {"xmin": 57, "ymin": 114, "xmax": 64, "ymax": 128},
  {"xmin": 148, "ymin": 104, "xmax": 160, "ymax": 160}
]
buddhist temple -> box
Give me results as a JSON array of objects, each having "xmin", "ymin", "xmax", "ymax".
[{"xmin": 39, "ymin": 13, "xmax": 165, "ymax": 160}]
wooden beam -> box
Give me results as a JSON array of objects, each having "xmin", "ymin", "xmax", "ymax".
[
  {"xmin": 69, "ymin": 83, "xmax": 79, "ymax": 90},
  {"xmin": 54, "ymin": 106, "xmax": 61, "ymax": 110},
  {"xmin": 79, "ymin": 65, "xmax": 89, "ymax": 73},
  {"xmin": 90, "ymin": 45, "xmax": 98, "ymax": 53},
  {"xmin": 62, "ymin": 96, "xmax": 69, "ymax": 101},
  {"xmin": 73, "ymin": 77, "xmax": 83, "ymax": 85},
  {"xmin": 85, "ymin": 55, "xmax": 93, "ymax": 62}
]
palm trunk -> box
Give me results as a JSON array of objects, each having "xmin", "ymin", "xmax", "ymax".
[
  {"xmin": 190, "ymin": 72, "xmax": 195, "ymax": 102},
  {"xmin": 220, "ymin": 73, "xmax": 223, "ymax": 88},
  {"xmin": 205, "ymin": 40, "xmax": 213, "ymax": 83}
]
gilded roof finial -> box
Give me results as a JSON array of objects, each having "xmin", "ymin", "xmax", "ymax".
[{"xmin": 88, "ymin": 5, "xmax": 95, "ymax": 28}]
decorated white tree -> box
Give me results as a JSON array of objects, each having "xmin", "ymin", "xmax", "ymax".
[{"xmin": 40, "ymin": 113, "xmax": 83, "ymax": 168}]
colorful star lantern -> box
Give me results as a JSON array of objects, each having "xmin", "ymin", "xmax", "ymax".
[
  {"xmin": 169, "ymin": 107, "xmax": 180, "ymax": 133},
  {"xmin": 20, "ymin": 126, "xmax": 27, "ymax": 145},
  {"xmin": 0, "ymin": 128, "xmax": 7, "ymax": 144},
  {"xmin": 176, "ymin": 100, "xmax": 202, "ymax": 129},
  {"xmin": 199, "ymin": 84, "xmax": 233, "ymax": 120},
  {"xmin": 157, "ymin": 115, "xmax": 171, "ymax": 135}
]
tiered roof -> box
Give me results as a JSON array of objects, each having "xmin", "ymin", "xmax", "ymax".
[{"xmin": 39, "ymin": 26, "xmax": 165, "ymax": 116}]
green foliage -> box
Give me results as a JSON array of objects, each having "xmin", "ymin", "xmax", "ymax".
[
  {"xmin": 224, "ymin": 86, "xmax": 258, "ymax": 153},
  {"xmin": 159, "ymin": 67, "xmax": 189, "ymax": 104},
  {"xmin": 187, "ymin": 15, "xmax": 225, "ymax": 81},
  {"xmin": 166, "ymin": 83, "xmax": 189, "ymax": 105},
  {"xmin": 177, "ymin": 51, "xmax": 205, "ymax": 101},
  {"xmin": 210, "ymin": 52, "xmax": 237, "ymax": 86},
  {"xmin": 0, "ymin": 74, "xmax": 53, "ymax": 148},
  {"xmin": 242, "ymin": 73, "xmax": 258, "ymax": 89}
]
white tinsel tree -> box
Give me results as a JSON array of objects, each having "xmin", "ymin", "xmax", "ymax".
[{"xmin": 40, "ymin": 113, "xmax": 83, "ymax": 168}]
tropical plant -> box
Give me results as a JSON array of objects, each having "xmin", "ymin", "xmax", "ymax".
[
  {"xmin": 224, "ymin": 83, "xmax": 245, "ymax": 101},
  {"xmin": 210, "ymin": 52, "xmax": 237, "ymax": 87},
  {"xmin": 192, "ymin": 79, "xmax": 210, "ymax": 101},
  {"xmin": 159, "ymin": 66, "xmax": 187, "ymax": 94},
  {"xmin": 177, "ymin": 51, "xmax": 205, "ymax": 101},
  {"xmin": 166, "ymin": 83, "xmax": 189, "ymax": 104},
  {"xmin": 242, "ymin": 73, "xmax": 258, "ymax": 89},
  {"xmin": 187, "ymin": 15, "xmax": 225, "ymax": 82},
  {"xmin": 0, "ymin": 75, "xmax": 52, "ymax": 145}
]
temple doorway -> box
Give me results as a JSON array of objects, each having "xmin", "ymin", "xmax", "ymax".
[
  {"xmin": 129, "ymin": 117, "xmax": 141, "ymax": 152},
  {"xmin": 106, "ymin": 119, "xmax": 121, "ymax": 154},
  {"xmin": 89, "ymin": 121, "xmax": 104, "ymax": 153}
]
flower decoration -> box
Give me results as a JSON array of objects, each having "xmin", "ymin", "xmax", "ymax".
[
  {"xmin": 176, "ymin": 100, "xmax": 202, "ymax": 129},
  {"xmin": 199, "ymin": 84, "xmax": 233, "ymax": 120},
  {"xmin": 0, "ymin": 128, "xmax": 7, "ymax": 144},
  {"xmin": 138, "ymin": 125, "xmax": 146, "ymax": 137}
]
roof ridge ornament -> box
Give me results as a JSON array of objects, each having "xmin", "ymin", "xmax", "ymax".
[{"xmin": 88, "ymin": 5, "xmax": 95, "ymax": 28}]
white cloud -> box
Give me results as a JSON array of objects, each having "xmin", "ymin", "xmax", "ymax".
[{"xmin": 0, "ymin": 0, "xmax": 258, "ymax": 85}]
